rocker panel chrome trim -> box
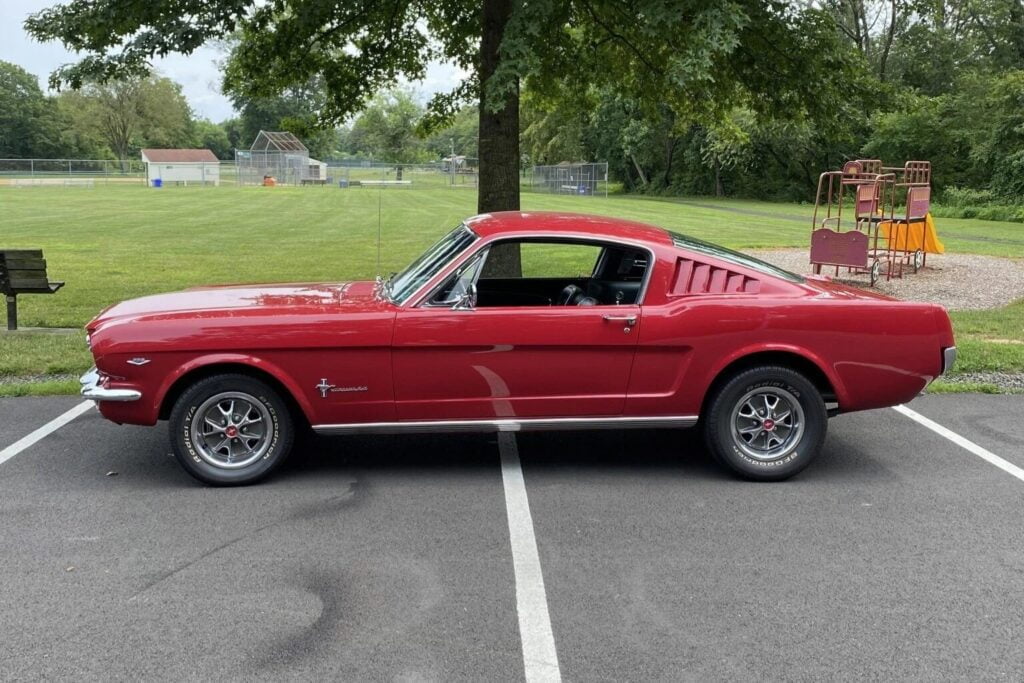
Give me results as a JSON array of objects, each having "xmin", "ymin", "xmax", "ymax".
[{"xmin": 312, "ymin": 415, "xmax": 699, "ymax": 436}]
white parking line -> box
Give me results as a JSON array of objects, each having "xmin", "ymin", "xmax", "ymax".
[
  {"xmin": 0, "ymin": 400, "xmax": 93, "ymax": 467},
  {"xmin": 893, "ymin": 404, "xmax": 1024, "ymax": 483},
  {"xmin": 498, "ymin": 432, "xmax": 562, "ymax": 683}
]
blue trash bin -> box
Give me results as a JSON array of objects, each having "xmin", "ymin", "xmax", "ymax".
[
  {"xmin": 338, "ymin": 179, "xmax": 349, "ymax": 188},
  {"xmin": 152, "ymin": 178, "xmax": 162, "ymax": 188}
]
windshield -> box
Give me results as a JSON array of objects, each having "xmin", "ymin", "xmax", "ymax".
[
  {"xmin": 387, "ymin": 224, "xmax": 478, "ymax": 304},
  {"xmin": 669, "ymin": 231, "xmax": 804, "ymax": 283}
]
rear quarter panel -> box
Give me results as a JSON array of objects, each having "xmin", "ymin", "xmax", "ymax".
[{"xmin": 626, "ymin": 296, "xmax": 948, "ymax": 416}]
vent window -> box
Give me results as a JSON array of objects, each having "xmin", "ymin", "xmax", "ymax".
[{"xmin": 671, "ymin": 258, "xmax": 760, "ymax": 295}]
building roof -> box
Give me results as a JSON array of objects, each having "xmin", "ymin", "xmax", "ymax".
[
  {"xmin": 464, "ymin": 211, "xmax": 673, "ymax": 245},
  {"xmin": 142, "ymin": 149, "xmax": 219, "ymax": 163},
  {"xmin": 250, "ymin": 131, "xmax": 308, "ymax": 152}
]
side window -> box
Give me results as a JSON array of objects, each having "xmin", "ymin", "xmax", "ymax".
[
  {"xmin": 440, "ymin": 239, "xmax": 650, "ymax": 308},
  {"xmin": 598, "ymin": 248, "xmax": 648, "ymax": 282},
  {"xmin": 517, "ymin": 243, "xmax": 603, "ymax": 279}
]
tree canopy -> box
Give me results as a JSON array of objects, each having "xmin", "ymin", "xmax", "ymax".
[
  {"xmin": 16, "ymin": 0, "xmax": 1024, "ymax": 210},
  {"xmin": 56, "ymin": 76, "xmax": 194, "ymax": 162},
  {"xmin": 0, "ymin": 61, "xmax": 67, "ymax": 158},
  {"xmin": 26, "ymin": 0, "xmax": 864, "ymax": 214}
]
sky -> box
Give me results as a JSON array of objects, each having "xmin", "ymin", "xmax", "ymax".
[{"xmin": 0, "ymin": 0, "xmax": 467, "ymax": 123}]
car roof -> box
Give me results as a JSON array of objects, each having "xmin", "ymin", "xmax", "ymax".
[{"xmin": 464, "ymin": 211, "xmax": 674, "ymax": 246}]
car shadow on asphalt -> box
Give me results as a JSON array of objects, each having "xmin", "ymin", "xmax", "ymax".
[
  {"xmin": 279, "ymin": 426, "xmax": 892, "ymax": 484},
  {"xmin": 88, "ymin": 420, "xmax": 893, "ymax": 488},
  {"xmin": 281, "ymin": 428, "xmax": 726, "ymax": 482}
]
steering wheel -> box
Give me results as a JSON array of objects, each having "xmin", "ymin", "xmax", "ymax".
[{"xmin": 558, "ymin": 284, "xmax": 583, "ymax": 305}]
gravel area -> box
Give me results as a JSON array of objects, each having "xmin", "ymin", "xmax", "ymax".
[
  {"xmin": 748, "ymin": 250, "xmax": 1024, "ymax": 311},
  {"xmin": 0, "ymin": 372, "xmax": 78, "ymax": 387},
  {"xmin": 938, "ymin": 372, "xmax": 1024, "ymax": 391}
]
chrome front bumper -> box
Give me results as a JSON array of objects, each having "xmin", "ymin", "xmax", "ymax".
[{"xmin": 80, "ymin": 368, "xmax": 142, "ymax": 402}]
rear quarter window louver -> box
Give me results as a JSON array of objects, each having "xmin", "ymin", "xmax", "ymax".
[{"xmin": 671, "ymin": 258, "xmax": 760, "ymax": 295}]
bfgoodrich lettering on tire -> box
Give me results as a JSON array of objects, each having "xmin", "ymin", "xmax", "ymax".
[
  {"xmin": 704, "ymin": 365, "xmax": 827, "ymax": 481},
  {"xmin": 169, "ymin": 373, "xmax": 294, "ymax": 486}
]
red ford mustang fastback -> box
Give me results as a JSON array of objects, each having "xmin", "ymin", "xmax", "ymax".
[{"xmin": 80, "ymin": 211, "xmax": 956, "ymax": 485}]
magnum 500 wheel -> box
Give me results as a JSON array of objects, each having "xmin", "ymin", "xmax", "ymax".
[
  {"xmin": 704, "ymin": 366, "xmax": 827, "ymax": 481},
  {"xmin": 169, "ymin": 374, "xmax": 294, "ymax": 486}
]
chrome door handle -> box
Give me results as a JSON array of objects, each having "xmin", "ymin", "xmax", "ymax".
[{"xmin": 602, "ymin": 314, "xmax": 636, "ymax": 325}]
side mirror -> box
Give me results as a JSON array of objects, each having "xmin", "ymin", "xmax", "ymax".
[{"xmin": 452, "ymin": 282, "xmax": 478, "ymax": 310}]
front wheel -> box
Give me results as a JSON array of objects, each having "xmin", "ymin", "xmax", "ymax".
[
  {"xmin": 169, "ymin": 374, "xmax": 294, "ymax": 486},
  {"xmin": 703, "ymin": 366, "xmax": 827, "ymax": 481}
]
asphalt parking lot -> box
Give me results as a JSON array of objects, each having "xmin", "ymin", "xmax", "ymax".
[{"xmin": 1, "ymin": 394, "xmax": 1022, "ymax": 680}]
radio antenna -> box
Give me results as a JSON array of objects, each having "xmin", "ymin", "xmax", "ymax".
[{"xmin": 376, "ymin": 183, "xmax": 383, "ymax": 276}]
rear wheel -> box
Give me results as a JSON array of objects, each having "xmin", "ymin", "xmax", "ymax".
[
  {"xmin": 703, "ymin": 366, "xmax": 827, "ymax": 481},
  {"xmin": 169, "ymin": 374, "xmax": 294, "ymax": 486}
]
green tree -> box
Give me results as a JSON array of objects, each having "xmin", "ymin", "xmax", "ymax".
[
  {"xmin": 423, "ymin": 106, "xmax": 479, "ymax": 160},
  {"xmin": 863, "ymin": 94, "xmax": 976, "ymax": 191},
  {"xmin": 58, "ymin": 75, "xmax": 193, "ymax": 162},
  {"xmin": 520, "ymin": 88, "xmax": 589, "ymax": 166},
  {"xmin": 346, "ymin": 89, "xmax": 432, "ymax": 164},
  {"xmin": 0, "ymin": 61, "xmax": 65, "ymax": 158},
  {"xmin": 220, "ymin": 117, "xmax": 245, "ymax": 152},
  {"xmin": 192, "ymin": 119, "xmax": 233, "ymax": 159},
  {"xmin": 26, "ymin": 0, "xmax": 860, "ymax": 213}
]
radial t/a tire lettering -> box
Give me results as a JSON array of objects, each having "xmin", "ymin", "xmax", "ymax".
[
  {"xmin": 169, "ymin": 374, "xmax": 294, "ymax": 486},
  {"xmin": 703, "ymin": 366, "xmax": 827, "ymax": 481}
]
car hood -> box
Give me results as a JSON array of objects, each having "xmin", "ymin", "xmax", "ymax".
[{"xmin": 87, "ymin": 280, "xmax": 385, "ymax": 330}]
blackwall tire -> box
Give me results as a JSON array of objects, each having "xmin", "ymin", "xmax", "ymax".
[
  {"xmin": 169, "ymin": 374, "xmax": 294, "ymax": 486},
  {"xmin": 703, "ymin": 366, "xmax": 827, "ymax": 481}
]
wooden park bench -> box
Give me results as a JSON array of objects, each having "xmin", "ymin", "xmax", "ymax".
[{"xmin": 0, "ymin": 250, "xmax": 65, "ymax": 331}]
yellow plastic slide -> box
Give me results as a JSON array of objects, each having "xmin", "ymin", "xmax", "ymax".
[{"xmin": 879, "ymin": 213, "xmax": 945, "ymax": 253}]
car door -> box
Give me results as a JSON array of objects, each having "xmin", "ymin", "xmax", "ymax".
[{"xmin": 391, "ymin": 240, "xmax": 643, "ymax": 421}]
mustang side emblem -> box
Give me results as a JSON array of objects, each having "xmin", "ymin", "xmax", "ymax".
[
  {"xmin": 127, "ymin": 358, "xmax": 151, "ymax": 366},
  {"xmin": 316, "ymin": 378, "xmax": 368, "ymax": 398}
]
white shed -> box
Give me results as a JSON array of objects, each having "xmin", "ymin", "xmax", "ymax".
[{"xmin": 142, "ymin": 149, "xmax": 220, "ymax": 186}]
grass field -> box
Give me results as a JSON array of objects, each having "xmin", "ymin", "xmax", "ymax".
[{"xmin": 1, "ymin": 184, "xmax": 1021, "ymax": 396}]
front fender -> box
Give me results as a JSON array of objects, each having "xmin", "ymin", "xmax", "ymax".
[{"xmin": 154, "ymin": 353, "xmax": 316, "ymax": 424}]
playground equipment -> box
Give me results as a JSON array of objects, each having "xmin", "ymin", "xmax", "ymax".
[{"xmin": 810, "ymin": 160, "xmax": 937, "ymax": 286}]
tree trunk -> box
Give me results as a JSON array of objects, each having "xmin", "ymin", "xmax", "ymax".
[
  {"xmin": 663, "ymin": 137, "xmax": 678, "ymax": 187},
  {"xmin": 477, "ymin": 0, "xmax": 521, "ymax": 277},
  {"xmin": 878, "ymin": 0, "xmax": 898, "ymax": 82},
  {"xmin": 630, "ymin": 154, "xmax": 649, "ymax": 186},
  {"xmin": 714, "ymin": 158, "xmax": 724, "ymax": 197}
]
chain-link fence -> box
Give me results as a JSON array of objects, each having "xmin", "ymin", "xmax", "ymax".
[
  {"xmin": 0, "ymin": 158, "xmax": 147, "ymax": 186},
  {"xmin": 234, "ymin": 149, "xmax": 312, "ymax": 186},
  {"xmin": 0, "ymin": 157, "xmax": 491, "ymax": 191},
  {"xmin": 526, "ymin": 162, "xmax": 609, "ymax": 197},
  {"xmin": 327, "ymin": 161, "xmax": 478, "ymax": 189}
]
